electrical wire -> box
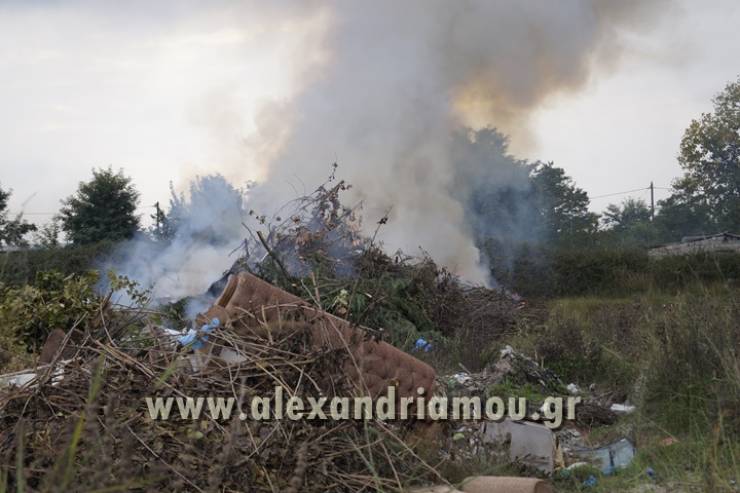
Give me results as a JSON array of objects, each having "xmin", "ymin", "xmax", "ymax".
[{"xmin": 589, "ymin": 187, "xmax": 650, "ymax": 200}]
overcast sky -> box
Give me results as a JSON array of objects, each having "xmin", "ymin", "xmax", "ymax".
[{"xmin": 1, "ymin": 0, "xmax": 738, "ymax": 224}]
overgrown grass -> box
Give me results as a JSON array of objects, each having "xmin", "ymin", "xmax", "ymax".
[
  {"xmin": 555, "ymin": 437, "xmax": 740, "ymax": 492},
  {"xmin": 508, "ymin": 284, "xmax": 740, "ymax": 491}
]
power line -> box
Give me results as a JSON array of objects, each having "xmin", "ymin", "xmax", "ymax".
[
  {"xmin": 589, "ymin": 187, "xmax": 650, "ymax": 200},
  {"xmin": 590, "ymin": 185, "xmax": 673, "ymax": 200}
]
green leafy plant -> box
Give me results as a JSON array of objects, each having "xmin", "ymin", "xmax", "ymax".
[{"xmin": 0, "ymin": 270, "xmax": 101, "ymax": 353}]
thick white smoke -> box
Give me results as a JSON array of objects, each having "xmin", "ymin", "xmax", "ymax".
[
  {"xmin": 107, "ymin": 175, "xmax": 248, "ymax": 301},
  {"xmin": 110, "ymin": 0, "xmax": 664, "ymax": 298},
  {"xmin": 246, "ymin": 0, "xmax": 664, "ymax": 284}
]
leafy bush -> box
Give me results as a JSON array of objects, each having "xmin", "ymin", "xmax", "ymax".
[
  {"xmin": 0, "ymin": 326, "xmax": 32, "ymax": 372},
  {"xmin": 0, "ymin": 270, "xmax": 102, "ymax": 353},
  {"xmin": 650, "ymin": 251, "xmax": 740, "ymax": 288},
  {"xmin": 490, "ymin": 244, "xmax": 740, "ymax": 298}
]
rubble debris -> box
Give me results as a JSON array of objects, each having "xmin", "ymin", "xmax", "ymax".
[
  {"xmin": 573, "ymin": 401, "xmax": 618, "ymax": 427},
  {"xmin": 481, "ymin": 419, "xmax": 557, "ymax": 475},
  {"xmin": 582, "ymin": 474, "xmax": 598, "ymax": 487},
  {"xmin": 444, "ymin": 346, "xmax": 564, "ymax": 403},
  {"xmin": 489, "ymin": 345, "xmax": 563, "ymax": 393},
  {"xmin": 451, "ymin": 372, "xmax": 472, "ymax": 385},
  {"xmin": 566, "ymin": 383, "xmax": 580, "ymax": 395},
  {"xmin": 0, "ymin": 274, "xmax": 444, "ymax": 492},
  {"xmin": 460, "ymin": 475, "xmax": 554, "ymax": 493},
  {"xmin": 0, "ymin": 360, "xmax": 68, "ymax": 389},
  {"xmin": 177, "ymin": 317, "xmax": 219, "ymax": 349},
  {"xmin": 414, "ymin": 337, "xmax": 434, "ymax": 352},
  {"xmin": 556, "ymin": 427, "xmax": 586, "ymax": 459},
  {"xmin": 573, "ymin": 438, "xmax": 636, "ymax": 475},
  {"xmin": 610, "ymin": 402, "xmax": 636, "ymax": 414},
  {"xmin": 205, "ymin": 178, "xmax": 518, "ymax": 374},
  {"xmin": 0, "ymin": 176, "xmax": 655, "ymax": 490}
]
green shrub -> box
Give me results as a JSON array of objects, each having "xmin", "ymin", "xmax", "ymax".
[
  {"xmin": 649, "ymin": 251, "xmax": 740, "ymax": 288},
  {"xmin": 490, "ymin": 243, "xmax": 740, "ymax": 298},
  {"xmin": 0, "ymin": 327, "xmax": 32, "ymax": 372},
  {"xmin": 0, "ymin": 270, "xmax": 102, "ymax": 352}
]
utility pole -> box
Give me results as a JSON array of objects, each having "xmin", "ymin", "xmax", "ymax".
[{"xmin": 649, "ymin": 181, "xmax": 655, "ymax": 221}]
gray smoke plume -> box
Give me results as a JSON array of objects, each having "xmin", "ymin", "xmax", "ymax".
[
  {"xmin": 108, "ymin": 0, "xmax": 664, "ymax": 299},
  {"xmin": 245, "ymin": 0, "xmax": 664, "ymax": 284},
  {"xmin": 106, "ymin": 175, "xmax": 248, "ymax": 303}
]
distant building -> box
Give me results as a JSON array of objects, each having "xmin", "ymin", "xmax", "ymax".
[{"xmin": 648, "ymin": 232, "xmax": 740, "ymax": 258}]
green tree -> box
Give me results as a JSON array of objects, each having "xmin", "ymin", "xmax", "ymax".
[
  {"xmin": 601, "ymin": 198, "xmax": 656, "ymax": 246},
  {"xmin": 0, "ymin": 183, "xmax": 36, "ymax": 248},
  {"xmin": 33, "ymin": 218, "xmax": 62, "ymax": 248},
  {"xmin": 602, "ymin": 198, "xmax": 652, "ymax": 231},
  {"xmin": 530, "ymin": 162, "xmax": 599, "ymax": 244},
  {"xmin": 149, "ymin": 182, "xmax": 185, "ymax": 241},
  {"xmin": 60, "ymin": 167, "xmax": 140, "ymax": 245},
  {"xmin": 452, "ymin": 129, "xmax": 597, "ymax": 245},
  {"xmin": 654, "ymin": 192, "xmax": 712, "ymax": 241},
  {"xmin": 452, "ymin": 128, "xmax": 535, "ymax": 244},
  {"xmin": 660, "ymin": 77, "xmax": 740, "ymax": 237}
]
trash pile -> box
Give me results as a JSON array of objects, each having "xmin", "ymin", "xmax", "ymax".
[
  {"xmin": 440, "ymin": 345, "xmax": 639, "ymax": 483},
  {"xmin": 0, "ymin": 273, "xmax": 446, "ymax": 492},
  {"xmin": 0, "ymin": 179, "xmax": 547, "ymax": 491},
  {"xmin": 210, "ymin": 177, "xmax": 519, "ymax": 368}
]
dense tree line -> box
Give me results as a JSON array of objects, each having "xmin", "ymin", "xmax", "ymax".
[
  {"xmin": 462, "ymin": 77, "xmax": 739, "ymax": 254},
  {"xmin": 1, "ymin": 77, "xmax": 737, "ymax": 271}
]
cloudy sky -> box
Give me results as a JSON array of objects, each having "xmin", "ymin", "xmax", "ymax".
[{"xmin": 1, "ymin": 0, "xmax": 738, "ymax": 225}]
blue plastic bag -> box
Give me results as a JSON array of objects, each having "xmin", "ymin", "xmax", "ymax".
[
  {"xmin": 413, "ymin": 337, "xmax": 432, "ymax": 352},
  {"xmin": 178, "ymin": 318, "xmax": 220, "ymax": 349}
]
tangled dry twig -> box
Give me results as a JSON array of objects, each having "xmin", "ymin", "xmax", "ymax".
[{"xmin": 1, "ymin": 305, "xmax": 445, "ymax": 492}]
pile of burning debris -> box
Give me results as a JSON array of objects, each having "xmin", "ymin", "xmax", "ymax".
[
  {"xmin": 0, "ymin": 180, "xmax": 546, "ymax": 492},
  {"xmin": 1, "ymin": 269, "xmax": 563, "ymax": 493},
  {"xmin": 221, "ymin": 178, "xmax": 520, "ymax": 368},
  {"xmin": 1, "ymin": 271, "xmax": 446, "ymax": 492}
]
